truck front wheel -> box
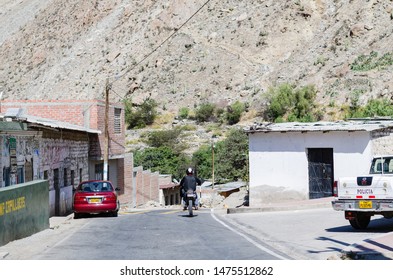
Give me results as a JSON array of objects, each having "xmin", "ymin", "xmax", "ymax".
[{"xmin": 349, "ymin": 213, "xmax": 371, "ymax": 230}]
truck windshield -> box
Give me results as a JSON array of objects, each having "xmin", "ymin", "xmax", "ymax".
[{"xmin": 369, "ymin": 157, "xmax": 393, "ymax": 174}]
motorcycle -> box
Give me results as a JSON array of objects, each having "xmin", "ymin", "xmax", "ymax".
[{"xmin": 184, "ymin": 189, "xmax": 198, "ymax": 217}]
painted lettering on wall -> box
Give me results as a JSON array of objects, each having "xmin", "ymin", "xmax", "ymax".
[{"xmin": 0, "ymin": 196, "xmax": 26, "ymax": 216}]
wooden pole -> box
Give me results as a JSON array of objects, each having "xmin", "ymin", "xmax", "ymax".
[{"xmin": 212, "ymin": 141, "xmax": 214, "ymax": 189}]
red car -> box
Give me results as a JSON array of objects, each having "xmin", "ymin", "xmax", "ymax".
[{"xmin": 73, "ymin": 180, "xmax": 120, "ymax": 219}]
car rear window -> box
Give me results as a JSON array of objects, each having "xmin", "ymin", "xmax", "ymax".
[{"xmin": 78, "ymin": 182, "xmax": 113, "ymax": 192}]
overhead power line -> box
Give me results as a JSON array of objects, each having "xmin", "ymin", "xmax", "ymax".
[{"xmin": 109, "ymin": 0, "xmax": 213, "ymax": 91}]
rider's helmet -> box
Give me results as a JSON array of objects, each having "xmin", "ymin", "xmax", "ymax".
[{"xmin": 186, "ymin": 167, "xmax": 194, "ymax": 175}]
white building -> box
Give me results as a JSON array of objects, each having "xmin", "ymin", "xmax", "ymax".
[{"xmin": 246, "ymin": 119, "xmax": 393, "ymax": 207}]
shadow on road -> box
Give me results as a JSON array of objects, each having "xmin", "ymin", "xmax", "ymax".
[
  {"xmin": 325, "ymin": 217, "xmax": 393, "ymax": 233},
  {"xmin": 179, "ymin": 214, "xmax": 199, "ymax": 218}
]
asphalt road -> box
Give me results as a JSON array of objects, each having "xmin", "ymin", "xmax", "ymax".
[
  {"xmin": 18, "ymin": 209, "xmax": 287, "ymax": 260},
  {"xmin": 3, "ymin": 206, "xmax": 393, "ymax": 260},
  {"xmin": 221, "ymin": 207, "xmax": 393, "ymax": 260}
]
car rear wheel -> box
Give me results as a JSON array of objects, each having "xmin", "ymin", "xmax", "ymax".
[
  {"xmin": 74, "ymin": 212, "xmax": 82, "ymax": 219},
  {"xmin": 112, "ymin": 211, "xmax": 118, "ymax": 217},
  {"xmin": 349, "ymin": 214, "xmax": 371, "ymax": 230}
]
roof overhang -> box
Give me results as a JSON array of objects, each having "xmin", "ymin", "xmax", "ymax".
[
  {"xmin": 1, "ymin": 112, "xmax": 101, "ymax": 134},
  {"xmin": 25, "ymin": 115, "xmax": 101, "ymax": 134},
  {"xmin": 245, "ymin": 119, "xmax": 393, "ymax": 134}
]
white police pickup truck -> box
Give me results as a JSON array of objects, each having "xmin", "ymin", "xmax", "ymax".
[{"xmin": 332, "ymin": 155, "xmax": 393, "ymax": 229}]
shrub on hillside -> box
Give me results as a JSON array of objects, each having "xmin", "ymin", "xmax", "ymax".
[
  {"xmin": 195, "ymin": 102, "xmax": 216, "ymax": 123},
  {"xmin": 178, "ymin": 107, "xmax": 190, "ymax": 119},
  {"xmin": 264, "ymin": 83, "xmax": 321, "ymax": 122},
  {"xmin": 346, "ymin": 98, "xmax": 393, "ymax": 119},
  {"xmin": 226, "ymin": 101, "xmax": 246, "ymax": 125},
  {"xmin": 124, "ymin": 98, "xmax": 158, "ymax": 129}
]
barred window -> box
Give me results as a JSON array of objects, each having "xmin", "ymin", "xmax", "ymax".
[{"xmin": 114, "ymin": 108, "xmax": 122, "ymax": 134}]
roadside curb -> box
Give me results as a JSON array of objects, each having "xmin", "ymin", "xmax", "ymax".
[{"xmin": 226, "ymin": 198, "xmax": 333, "ymax": 214}]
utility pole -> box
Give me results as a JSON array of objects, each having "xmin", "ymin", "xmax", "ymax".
[
  {"xmin": 103, "ymin": 78, "xmax": 109, "ymax": 181},
  {"xmin": 212, "ymin": 141, "xmax": 214, "ymax": 189}
]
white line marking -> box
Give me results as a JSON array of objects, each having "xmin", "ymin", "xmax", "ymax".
[{"xmin": 210, "ymin": 209, "xmax": 288, "ymax": 260}]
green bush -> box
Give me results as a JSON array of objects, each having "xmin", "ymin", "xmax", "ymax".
[
  {"xmin": 265, "ymin": 83, "xmax": 294, "ymax": 121},
  {"xmin": 144, "ymin": 128, "xmax": 187, "ymax": 153},
  {"xmin": 226, "ymin": 101, "xmax": 245, "ymax": 125},
  {"xmin": 264, "ymin": 83, "xmax": 320, "ymax": 122},
  {"xmin": 195, "ymin": 102, "xmax": 216, "ymax": 123},
  {"xmin": 178, "ymin": 107, "xmax": 189, "ymax": 119},
  {"xmin": 124, "ymin": 98, "xmax": 158, "ymax": 129},
  {"xmin": 145, "ymin": 129, "xmax": 181, "ymax": 148},
  {"xmin": 346, "ymin": 98, "xmax": 393, "ymax": 119}
]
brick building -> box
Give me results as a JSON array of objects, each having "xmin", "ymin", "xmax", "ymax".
[
  {"xmin": 0, "ymin": 112, "xmax": 98, "ymax": 216},
  {"xmin": 0, "ymin": 100, "xmax": 133, "ymax": 214}
]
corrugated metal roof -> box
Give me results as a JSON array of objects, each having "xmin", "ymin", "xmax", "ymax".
[
  {"xmin": 246, "ymin": 119, "xmax": 393, "ymax": 133},
  {"xmin": 25, "ymin": 115, "xmax": 101, "ymax": 134},
  {"xmin": 1, "ymin": 111, "xmax": 101, "ymax": 134}
]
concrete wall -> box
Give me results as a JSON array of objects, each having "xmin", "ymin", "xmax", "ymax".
[
  {"xmin": 118, "ymin": 153, "xmax": 133, "ymax": 205},
  {"xmin": 49, "ymin": 186, "xmax": 73, "ymax": 217},
  {"xmin": 0, "ymin": 180, "xmax": 49, "ymax": 246},
  {"xmin": 248, "ymin": 130, "xmax": 373, "ymax": 205}
]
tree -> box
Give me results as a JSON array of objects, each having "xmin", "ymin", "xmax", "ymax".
[
  {"xmin": 192, "ymin": 144, "xmax": 214, "ymax": 180},
  {"xmin": 215, "ymin": 128, "xmax": 249, "ymax": 182},
  {"xmin": 192, "ymin": 128, "xmax": 249, "ymax": 183},
  {"xmin": 133, "ymin": 147, "xmax": 190, "ymax": 179}
]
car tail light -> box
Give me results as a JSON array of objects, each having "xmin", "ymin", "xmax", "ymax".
[
  {"xmin": 73, "ymin": 193, "xmax": 87, "ymax": 204},
  {"xmin": 104, "ymin": 192, "xmax": 117, "ymax": 202},
  {"xmin": 333, "ymin": 181, "xmax": 338, "ymax": 197}
]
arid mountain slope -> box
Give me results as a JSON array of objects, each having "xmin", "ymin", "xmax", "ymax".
[{"xmin": 1, "ymin": 0, "xmax": 392, "ymax": 120}]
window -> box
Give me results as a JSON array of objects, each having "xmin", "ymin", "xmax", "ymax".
[{"xmin": 114, "ymin": 108, "xmax": 122, "ymax": 134}]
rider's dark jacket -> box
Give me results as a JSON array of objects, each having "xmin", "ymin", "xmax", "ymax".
[{"xmin": 179, "ymin": 175, "xmax": 202, "ymax": 195}]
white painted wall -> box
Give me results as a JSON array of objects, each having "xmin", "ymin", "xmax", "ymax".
[{"xmin": 248, "ymin": 130, "xmax": 373, "ymax": 202}]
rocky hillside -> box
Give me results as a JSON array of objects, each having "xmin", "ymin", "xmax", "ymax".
[{"xmin": 1, "ymin": 0, "xmax": 392, "ymax": 120}]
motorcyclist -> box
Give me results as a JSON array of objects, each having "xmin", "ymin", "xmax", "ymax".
[{"xmin": 179, "ymin": 167, "xmax": 202, "ymax": 210}]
